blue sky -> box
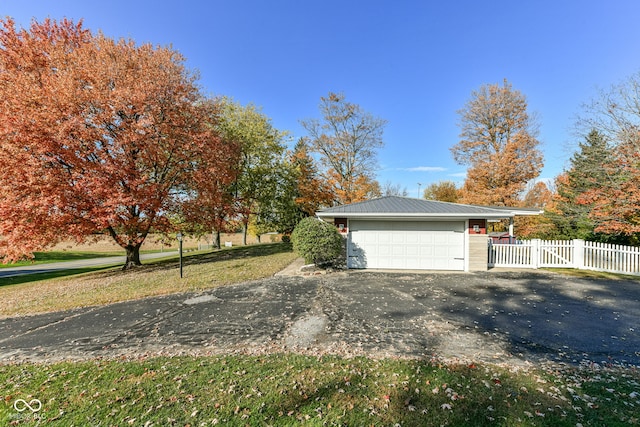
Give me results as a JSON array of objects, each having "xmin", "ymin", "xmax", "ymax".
[{"xmin": 4, "ymin": 0, "xmax": 640, "ymax": 197}]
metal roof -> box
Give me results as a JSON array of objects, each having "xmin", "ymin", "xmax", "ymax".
[{"xmin": 316, "ymin": 196, "xmax": 541, "ymax": 219}]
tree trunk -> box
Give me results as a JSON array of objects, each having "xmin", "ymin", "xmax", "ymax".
[
  {"xmin": 243, "ymin": 224, "xmax": 248, "ymax": 246},
  {"xmin": 123, "ymin": 244, "xmax": 142, "ymax": 270},
  {"xmin": 212, "ymin": 230, "xmax": 221, "ymax": 249}
]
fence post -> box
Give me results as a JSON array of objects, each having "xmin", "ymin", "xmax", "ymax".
[
  {"xmin": 531, "ymin": 239, "xmax": 540, "ymax": 269},
  {"xmin": 573, "ymin": 239, "xmax": 585, "ymax": 269}
]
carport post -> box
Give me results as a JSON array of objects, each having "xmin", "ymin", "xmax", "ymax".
[{"xmin": 177, "ymin": 232, "xmax": 183, "ymax": 278}]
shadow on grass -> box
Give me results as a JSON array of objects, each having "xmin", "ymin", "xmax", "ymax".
[
  {"xmin": 143, "ymin": 242, "xmax": 293, "ymax": 270},
  {"xmin": 0, "ymin": 243, "xmax": 293, "ymax": 288}
]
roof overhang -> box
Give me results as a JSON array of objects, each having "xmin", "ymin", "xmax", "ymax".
[
  {"xmin": 314, "ymin": 196, "xmax": 544, "ymax": 222},
  {"xmin": 480, "ymin": 206, "xmax": 544, "ymax": 216},
  {"xmin": 316, "ymin": 212, "xmax": 519, "ymax": 221}
]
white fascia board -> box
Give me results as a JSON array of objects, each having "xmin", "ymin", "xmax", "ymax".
[
  {"xmin": 316, "ymin": 212, "xmax": 514, "ymax": 220},
  {"xmin": 507, "ymin": 210, "xmax": 544, "ymax": 216}
]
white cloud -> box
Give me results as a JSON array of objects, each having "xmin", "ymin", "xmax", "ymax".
[{"xmin": 401, "ymin": 166, "xmax": 447, "ymax": 172}]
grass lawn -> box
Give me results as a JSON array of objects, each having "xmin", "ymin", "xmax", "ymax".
[
  {"xmin": 1, "ymin": 354, "xmax": 639, "ymax": 426},
  {"xmin": 0, "ymin": 243, "xmax": 298, "ymax": 318}
]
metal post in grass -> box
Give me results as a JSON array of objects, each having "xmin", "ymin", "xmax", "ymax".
[{"xmin": 177, "ymin": 232, "xmax": 183, "ymax": 278}]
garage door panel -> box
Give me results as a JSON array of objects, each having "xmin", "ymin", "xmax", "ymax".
[
  {"xmin": 420, "ymin": 246, "xmax": 435, "ymax": 257},
  {"xmin": 377, "ymin": 233, "xmax": 391, "ymax": 243},
  {"xmin": 406, "ymin": 234, "xmax": 421, "ymax": 244},
  {"xmin": 348, "ymin": 220, "xmax": 465, "ymax": 270},
  {"xmin": 391, "ymin": 246, "xmax": 405, "ymax": 257},
  {"xmin": 391, "ymin": 234, "xmax": 404, "ymax": 244},
  {"xmin": 405, "ymin": 246, "xmax": 421, "ymax": 257},
  {"xmin": 418, "ymin": 234, "xmax": 434, "ymax": 244}
]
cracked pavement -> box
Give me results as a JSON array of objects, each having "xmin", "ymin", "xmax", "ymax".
[{"xmin": 1, "ymin": 270, "xmax": 639, "ymax": 367}]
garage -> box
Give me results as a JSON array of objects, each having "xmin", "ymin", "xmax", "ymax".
[
  {"xmin": 316, "ymin": 196, "xmax": 542, "ymax": 272},
  {"xmin": 348, "ymin": 220, "xmax": 465, "ymax": 270}
]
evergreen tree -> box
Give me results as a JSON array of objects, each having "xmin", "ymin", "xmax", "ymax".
[
  {"xmin": 552, "ymin": 129, "xmax": 613, "ymax": 240},
  {"xmin": 269, "ymin": 139, "xmax": 335, "ymax": 236}
]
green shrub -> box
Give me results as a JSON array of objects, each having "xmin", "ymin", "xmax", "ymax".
[{"xmin": 291, "ymin": 217, "xmax": 344, "ymax": 267}]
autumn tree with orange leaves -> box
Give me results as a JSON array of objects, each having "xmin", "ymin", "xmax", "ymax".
[
  {"xmin": 515, "ymin": 181, "xmax": 555, "ymax": 238},
  {"xmin": 451, "ymin": 79, "xmax": 543, "ymax": 207},
  {"xmin": 574, "ymin": 71, "xmax": 640, "ymax": 243},
  {"xmin": 423, "ymin": 181, "xmax": 460, "ymax": 203},
  {"xmin": 258, "ymin": 138, "xmax": 336, "ymax": 236},
  {"xmin": 290, "ymin": 138, "xmax": 335, "ymax": 216},
  {"xmin": 301, "ymin": 92, "xmax": 385, "ymax": 205},
  {"xmin": 577, "ymin": 138, "xmax": 640, "ymax": 243},
  {"xmin": 180, "ymin": 100, "xmax": 242, "ymax": 250},
  {"xmin": 0, "ymin": 18, "xmax": 235, "ymax": 267}
]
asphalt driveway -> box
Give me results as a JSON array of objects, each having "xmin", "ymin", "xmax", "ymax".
[{"xmin": 1, "ymin": 269, "xmax": 639, "ymax": 367}]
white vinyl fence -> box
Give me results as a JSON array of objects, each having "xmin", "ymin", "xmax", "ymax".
[{"xmin": 488, "ymin": 239, "xmax": 640, "ymax": 276}]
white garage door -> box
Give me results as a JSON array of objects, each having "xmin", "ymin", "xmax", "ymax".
[{"xmin": 348, "ymin": 220, "xmax": 465, "ymax": 270}]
